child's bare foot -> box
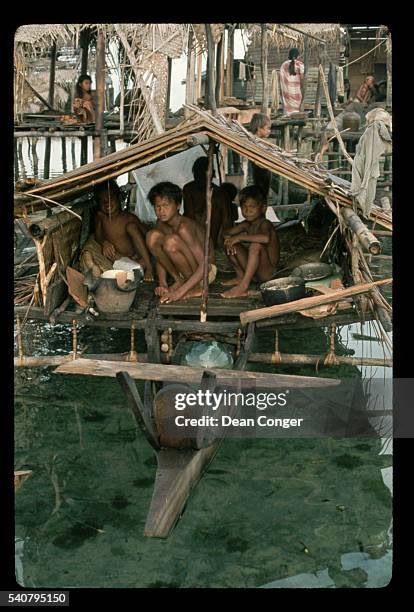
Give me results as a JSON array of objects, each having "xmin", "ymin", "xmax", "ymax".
[
  {"xmin": 221, "ymin": 277, "xmax": 242, "ymax": 286},
  {"xmin": 155, "ymin": 285, "xmax": 169, "ymax": 297},
  {"xmin": 169, "ymin": 278, "xmax": 184, "ymax": 292},
  {"xmin": 221, "ymin": 285, "xmax": 249, "ymax": 299},
  {"xmin": 182, "ymin": 287, "xmax": 202, "ymax": 299},
  {"xmin": 144, "ymin": 267, "xmax": 155, "ymax": 282}
]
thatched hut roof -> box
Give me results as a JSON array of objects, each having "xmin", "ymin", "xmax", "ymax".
[
  {"xmin": 247, "ymin": 23, "xmax": 343, "ymax": 51},
  {"xmin": 14, "ymin": 23, "xmax": 188, "ymax": 59},
  {"xmin": 14, "ymin": 105, "xmax": 391, "ymax": 232}
]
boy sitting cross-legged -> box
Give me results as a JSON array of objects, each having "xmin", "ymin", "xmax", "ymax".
[
  {"xmin": 221, "ymin": 185, "xmax": 280, "ymax": 299},
  {"xmin": 146, "ymin": 182, "xmax": 217, "ymax": 304}
]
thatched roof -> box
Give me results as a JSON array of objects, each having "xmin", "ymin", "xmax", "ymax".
[
  {"xmin": 14, "ymin": 23, "xmax": 188, "ymax": 59},
  {"xmin": 14, "ymin": 105, "xmax": 391, "ymax": 232},
  {"xmin": 247, "ymin": 23, "xmax": 343, "ymax": 50}
]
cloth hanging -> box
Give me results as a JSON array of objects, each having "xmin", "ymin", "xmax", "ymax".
[
  {"xmin": 336, "ymin": 66, "xmax": 345, "ymax": 98},
  {"xmin": 279, "ymin": 58, "xmax": 304, "ymax": 115},
  {"xmin": 350, "ymin": 118, "xmax": 392, "ymax": 218},
  {"xmin": 328, "ymin": 63, "xmax": 337, "ymax": 106},
  {"xmin": 270, "ymin": 69, "xmax": 280, "ymax": 112},
  {"xmin": 238, "ymin": 61, "xmax": 246, "ymax": 81}
]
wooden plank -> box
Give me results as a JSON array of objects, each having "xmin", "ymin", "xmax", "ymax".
[
  {"xmin": 234, "ymin": 322, "xmax": 255, "ymax": 370},
  {"xmin": 54, "ymin": 358, "xmax": 340, "ymax": 388},
  {"xmin": 240, "ymin": 278, "xmax": 393, "ymax": 326},
  {"xmin": 116, "ymin": 371, "xmax": 160, "ymax": 450}
]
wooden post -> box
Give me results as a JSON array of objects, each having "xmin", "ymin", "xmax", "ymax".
[
  {"xmin": 80, "ymin": 28, "xmax": 89, "ymax": 164},
  {"xmin": 200, "ymin": 140, "xmax": 215, "ymax": 322},
  {"xmin": 94, "ymin": 29, "xmax": 106, "ymax": 160},
  {"xmin": 185, "ymin": 30, "xmax": 195, "ymax": 118},
  {"xmin": 386, "ymin": 34, "xmax": 392, "ymax": 108},
  {"xmin": 61, "ymin": 137, "xmax": 67, "ymax": 173},
  {"xmin": 205, "ymin": 25, "xmax": 217, "ymax": 114},
  {"xmin": 261, "ymin": 23, "xmax": 269, "ymax": 114},
  {"xmin": 300, "ymin": 39, "xmax": 309, "ymax": 111},
  {"xmin": 226, "ymin": 26, "xmax": 234, "ymax": 98},
  {"xmin": 72, "ymin": 319, "xmax": 78, "ymax": 359},
  {"xmin": 16, "ymin": 315, "xmax": 24, "ymax": 363},
  {"xmin": 80, "ymin": 27, "xmax": 90, "ymax": 75},
  {"xmin": 119, "ymin": 61, "xmax": 125, "ymax": 135},
  {"xmin": 314, "ymin": 43, "xmax": 324, "ymax": 127},
  {"xmin": 43, "ymin": 42, "xmax": 57, "ymax": 180},
  {"xmin": 215, "ymin": 34, "xmax": 223, "ymax": 106},
  {"xmin": 165, "ymin": 57, "xmax": 172, "ymax": 125},
  {"xmin": 196, "ymin": 49, "xmax": 203, "ymax": 102}
]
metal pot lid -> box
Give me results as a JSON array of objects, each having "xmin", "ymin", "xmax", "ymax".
[{"xmin": 291, "ymin": 262, "xmax": 332, "ymax": 281}]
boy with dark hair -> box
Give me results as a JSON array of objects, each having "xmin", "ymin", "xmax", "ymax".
[
  {"xmin": 221, "ymin": 185, "xmax": 280, "ymax": 299},
  {"xmin": 183, "ymin": 156, "xmax": 233, "ymax": 246},
  {"xmin": 146, "ymin": 182, "xmax": 216, "ymax": 303},
  {"xmin": 80, "ymin": 179, "xmax": 154, "ymax": 280}
]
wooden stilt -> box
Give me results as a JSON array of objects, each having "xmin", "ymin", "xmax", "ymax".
[
  {"xmin": 205, "ymin": 25, "xmax": 217, "ymax": 114},
  {"xmin": 94, "ymin": 29, "xmax": 106, "ymax": 160},
  {"xmin": 261, "ymin": 24, "xmax": 269, "ymax": 114},
  {"xmin": 226, "ymin": 26, "xmax": 234, "ymax": 98},
  {"xmin": 72, "ymin": 319, "xmax": 78, "ymax": 359},
  {"xmin": 16, "ymin": 315, "xmax": 24, "ymax": 364}
]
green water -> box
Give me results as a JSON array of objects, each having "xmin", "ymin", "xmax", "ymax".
[{"xmin": 14, "ymin": 321, "xmax": 392, "ymax": 589}]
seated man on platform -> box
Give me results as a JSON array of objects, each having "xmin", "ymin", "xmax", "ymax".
[
  {"xmin": 354, "ymin": 75, "xmax": 376, "ymax": 105},
  {"xmin": 146, "ymin": 182, "xmax": 216, "ymax": 303},
  {"xmin": 80, "ymin": 179, "xmax": 154, "ymax": 281},
  {"xmin": 221, "ymin": 185, "xmax": 280, "ymax": 299},
  {"xmin": 183, "ymin": 157, "xmax": 233, "ymax": 247}
]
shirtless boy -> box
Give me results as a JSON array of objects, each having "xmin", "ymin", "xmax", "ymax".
[
  {"xmin": 183, "ymin": 157, "xmax": 233, "ymax": 246},
  {"xmin": 80, "ymin": 180, "xmax": 154, "ymax": 280},
  {"xmin": 221, "ymin": 185, "xmax": 280, "ymax": 299},
  {"xmin": 146, "ymin": 182, "xmax": 216, "ymax": 303}
]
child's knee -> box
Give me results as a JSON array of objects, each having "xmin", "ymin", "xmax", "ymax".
[
  {"xmin": 249, "ymin": 242, "xmax": 264, "ymax": 253},
  {"xmin": 164, "ymin": 234, "xmax": 181, "ymax": 253},
  {"xmin": 146, "ymin": 229, "xmax": 162, "ymax": 249}
]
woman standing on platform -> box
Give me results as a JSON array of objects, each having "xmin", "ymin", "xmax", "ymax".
[
  {"xmin": 73, "ymin": 74, "xmax": 96, "ymax": 123},
  {"xmin": 279, "ymin": 48, "xmax": 304, "ymax": 115}
]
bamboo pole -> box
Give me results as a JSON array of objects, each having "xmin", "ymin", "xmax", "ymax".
[
  {"xmin": 261, "ymin": 23, "xmax": 269, "ymax": 114},
  {"xmin": 115, "ymin": 25, "xmax": 163, "ymax": 134},
  {"xmin": 16, "ymin": 315, "xmax": 24, "ymax": 363},
  {"xmin": 319, "ymin": 65, "xmax": 353, "ymax": 166},
  {"xmin": 248, "ymin": 352, "xmax": 392, "ymax": 368},
  {"xmin": 300, "ymin": 39, "xmax": 309, "ymax": 112},
  {"xmin": 240, "ymin": 278, "xmax": 393, "ymax": 326},
  {"xmin": 200, "ymin": 140, "xmax": 215, "ymax": 323},
  {"xmin": 80, "ymin": 27, "xmax": 90, "ymax": 75},
  {"xmin": 386, "ymin": 34, "xmax": 392, "ymax": 108},
  {"xmin": 215, "ymin": 34, "xmax": 223, "ymax": 106},
  {"xmin": 185, "ymin": 30, "xmax": 195, "ymax": 118},
  {"xmin": 43, "ymin": 42, "xmax": 57, "ymax": 180},
  {"xmin": 196, "ymin": 48, "xmax": 203, "ymax": 101},
  {"xmin": 341, "ymin": 207, "xmax": 381, "ymax": 254},
  {"xmin": 226, "ymin": 27, "xmax": 234, "ymax": 97},
  {"xmin": 314, "ymin": 44, "xmax": 324, "ymax": 125},
  {"xmin": 205, "ymin": 25, "xmax": 217, "ymax": 114},
  {"xmin": 165, "ymin": 57, "xmax": 172, "ymax": 125},
  {"xmin": 94, "ymin": 29, "xmax": 106, "ymax": 160},
  {"xmin": 80, "ymin": 29, "xmax": 90, "ymax": 166}
]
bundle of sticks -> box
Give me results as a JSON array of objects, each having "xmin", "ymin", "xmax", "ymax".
[{"xmin": 14, "ymin": 274, "xmax": 38, "ymax": 305}]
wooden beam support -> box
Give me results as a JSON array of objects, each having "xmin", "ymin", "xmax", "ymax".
[{"xmin": 55, "ymin": 358, "xmax": 341, "ymax": 388}]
